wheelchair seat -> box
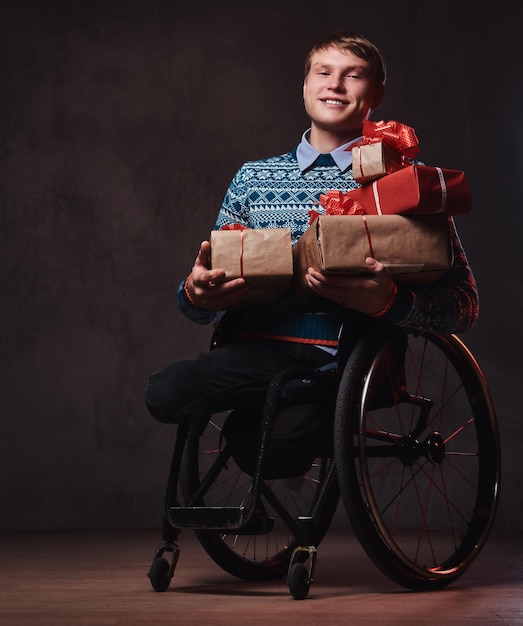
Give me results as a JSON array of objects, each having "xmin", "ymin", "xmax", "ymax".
[{"xmin": 222, "ymin": 362, "xmax": 337, "ymax": 480}]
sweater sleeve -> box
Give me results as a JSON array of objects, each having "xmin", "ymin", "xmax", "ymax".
[
  {"xmin": 176, "ymin": 278, "xmax": 221, "ymax": 325},
  {"xmin": 379, "ymin": 218, "xmax": 479, "ymax": 334},
  {"xmin": 213, "ymin": 165, "xmax": 251, "ymax": 229},
  {"xmin": 175, "ymin": 168, "xmax": 249, "ymax": 324}
]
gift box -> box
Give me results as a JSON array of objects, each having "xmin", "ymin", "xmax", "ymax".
[
  {"xmin": 352, "ymin": 141, "xmax": 404, "ymax": 184},
  {"xmin": 350, "ymin": 119, "xmax": 419, "ymax": 184},
  {"xmin": 293, "ymin": 214, "xmax": 453, "ymax": 287},
  {"xmin": 344, "ymin": 164, "xmax": 471, "ymax": 216},
  {"xmin": 210, "ymin": 227, "xmax": 293, "ymax": 302}
]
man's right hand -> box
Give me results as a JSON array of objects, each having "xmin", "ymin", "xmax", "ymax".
[{"xmin": 184, "ymin": 241, "xmax": 250, "ymax": 310}]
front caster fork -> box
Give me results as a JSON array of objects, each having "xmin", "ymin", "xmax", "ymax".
[
  {"xmin": 287, "ymin": 545, "xmax": 317, "ymax": 600},
  {"xmin": 147, "ymin": 542, "xmax": 181, "ymax": 592}
]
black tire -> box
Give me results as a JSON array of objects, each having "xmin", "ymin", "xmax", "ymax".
[
  {"xmin": 288, "ymin": 562, "xmax": 310, "ymax": 600},
  {"xmin": 180, "ymin": 414, "xmax": 339, "ymax": 581},
  {"xmin": 148, "ymin": 557, "xmax": 172, "ymax": 592},
  {"xmin": 334, "ymin": 330, "xmax": 500, "ymax": 591}
]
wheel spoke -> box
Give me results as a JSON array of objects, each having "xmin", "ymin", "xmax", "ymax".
[{"xmin": 180, "ymin": 414, "xmax": 339, "ymax": 580}]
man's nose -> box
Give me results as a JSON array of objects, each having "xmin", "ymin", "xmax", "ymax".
[{"xmin": 329, "ymin": 74, "xmax": 344, "ymax": 90}]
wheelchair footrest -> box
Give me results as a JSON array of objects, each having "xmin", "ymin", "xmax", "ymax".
[{"xmin": 167, "ymin": 506, "xmax": 247, "ymax": 530}]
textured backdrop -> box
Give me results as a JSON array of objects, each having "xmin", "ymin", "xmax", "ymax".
[{"xmin": 1, "ymin": 0, "xmax": 520, "ymax": 531}]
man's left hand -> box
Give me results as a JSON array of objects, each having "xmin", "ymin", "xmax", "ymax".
[{"xmin": 304, "ymin": 257, "xmax": 396, "ymax": 315}]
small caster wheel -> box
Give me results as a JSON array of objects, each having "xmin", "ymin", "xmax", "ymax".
[
  {"xmin": 148, "ymin": 557, "xmax": 172, "ymax": 592},
  {"xmin": 288, "ymin": 562, "xmax": 310, "ymax": 600}
]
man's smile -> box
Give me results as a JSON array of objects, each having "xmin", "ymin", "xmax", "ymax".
[{"xmin": 321, "ymin": 98, "xmax": 348, "ymax": 106}]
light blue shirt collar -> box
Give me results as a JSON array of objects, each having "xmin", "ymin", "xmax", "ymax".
[{"xmin": 296, "ymin": 129, "xmax": 362, "ymax": 173}]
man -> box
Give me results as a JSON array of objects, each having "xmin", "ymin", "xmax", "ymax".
[{"xmin": 145, "ymin": 31, "xmax": 478, "ymax": 424}]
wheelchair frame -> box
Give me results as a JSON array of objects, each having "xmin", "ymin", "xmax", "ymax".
[{"xmin": 147, "ymin": 322, "xmax": 501, "ymax": 600}]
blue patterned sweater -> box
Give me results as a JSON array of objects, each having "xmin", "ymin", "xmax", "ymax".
[{"xmin": 177, "ymin": 148, "xmax": 479, "ymax": 343}]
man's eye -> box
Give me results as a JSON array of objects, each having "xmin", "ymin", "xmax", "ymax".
[{"xmin": 346, "ymin": 74, "xmax": 362, "ymax": 79}]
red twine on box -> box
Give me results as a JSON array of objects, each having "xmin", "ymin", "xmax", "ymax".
[
  {"xmin": 361, "ymin": 215, "xmax": 374, "ymax": 258},
  {"xmin": 348, "ymin": 119, "xmax": 420, "ymax": 160},
  {"xmin": 220, "ymin": 223, "xmax": 246, "ymax": 276},
  {"xmin": 356, "ymin": 216, "xmax": 398, "ymax": 319},
  {"xmin": 220, "ymin": 223, "xmax": 248, "ymax": 230},
  {"xmin": 308, "ymin": 209, "xmax": 322, "ymax": 225}
]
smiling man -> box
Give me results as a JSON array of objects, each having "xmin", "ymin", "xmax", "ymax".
[
  {"xmin": 145, "ymin": 31, "xmax": 478, "ymax": 426},
  {"xmin": 303, "ymin": 39, "xmax": 384, "ymax": 151}
]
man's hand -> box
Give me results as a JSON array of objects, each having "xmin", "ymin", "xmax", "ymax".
[
  {"xmin": 184, "ymin": 241, "xmax": 250, "ymax": 310},
  {"xmin": 304, "ymin": 257, "xmax": 397, "ymax": 315}
]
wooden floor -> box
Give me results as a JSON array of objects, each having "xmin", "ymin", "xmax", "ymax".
[{"xmin": 0, "ymin": 527, "xmax": 522, "ymax": 626}]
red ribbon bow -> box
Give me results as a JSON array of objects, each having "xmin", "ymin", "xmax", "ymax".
[
  {"xmin": 348, "ymin": 119, "xmax": 420, "ymax": 160},
  {"xmin": 316, "ymin": 190, "xmax": 366, "ymax": 219}
]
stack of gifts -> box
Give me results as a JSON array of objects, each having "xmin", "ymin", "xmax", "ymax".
[
  {"xmin": 293, "ymin": 120, "xmax": 472, "ymax": 287},
  {"xmin": 342, "ymin": 120, "xmax": 471, "ymax": 216},
  {"xmin": 210, "ymin": 121, "xmax": 472, "ymax": 300}
]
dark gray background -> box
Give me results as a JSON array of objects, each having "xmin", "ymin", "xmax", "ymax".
[{"xmin": 1, "ymin": 0, "xmax": 520, "ymax": 531}]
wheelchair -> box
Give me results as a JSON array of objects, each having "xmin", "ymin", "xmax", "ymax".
[{"xmin": 147, "ymin": 314, "xmax": 501, "ymax": 600}]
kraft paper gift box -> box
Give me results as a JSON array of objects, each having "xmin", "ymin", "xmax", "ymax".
[
  {"xmin": 292, "ymin": 214, "xmax": 453, "ymax": 287},
  {"xmin": 210, "ymin": 227, "xmax": 293, "ymax": 302},
  {"xmin": 351, "ymin": 141, "xmax": 404, "ymax": 184},
  {"xmin": 344, "ymin": 164, "xmax": 471, "ymax": 216}
]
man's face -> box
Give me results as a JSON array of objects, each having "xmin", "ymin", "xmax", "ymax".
[{"xmin": 303, "ymin": 46, "xmax": 384, "ymax": 140}]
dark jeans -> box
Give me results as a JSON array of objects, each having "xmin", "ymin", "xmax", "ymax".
[{"xmin": 145, "ymin": 338, "xmax": 336, "ymax": 424}]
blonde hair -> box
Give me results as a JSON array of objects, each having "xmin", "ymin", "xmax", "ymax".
[{"xmin": 304, "ymin": 31, "xmax": 386, "ymax": 86}]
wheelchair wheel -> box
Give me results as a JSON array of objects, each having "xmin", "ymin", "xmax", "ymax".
[
  {"xmin": 148, "ymin": 557, "xmax": 172, "ymax": 592},
  {"xmin": 288, "ymin": 562, "xmax": 311, "ymax": 600},
  {"xmin": 180, "ymin": 414, "xmax": 339, "ymax": 581},
  {"xmin": 335, "ymin": 329, "xmax": 500, "ymax": 591}
]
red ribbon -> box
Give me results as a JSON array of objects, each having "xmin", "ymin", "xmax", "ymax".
[
  {"xmin": 221, "ymin": 223, "xmax": 248, "ymax": 230},
  {"xmin": 220, "ymin": 224, "xmax": 247, "ymax": 276},
  {"xmin": 318, "ymin": 190, "xmax": 366, "ymax": 216},
  {"xmin": 361, "ymin": 215, "xmax": 374, "ymax": 258},
  {"xmin": 348, "ymin": 119, "xmax": 420, "ymax": 160},
  {"xmin": 308, "ymin": 209, "xmax": 322, "ymax": 225}
]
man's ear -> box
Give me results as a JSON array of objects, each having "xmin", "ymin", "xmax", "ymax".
[{"xmin": 372, "ymin": 83, "xmax": 385, "ymax": 109}]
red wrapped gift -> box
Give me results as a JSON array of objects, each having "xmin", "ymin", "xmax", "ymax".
[{"xmin": 343, "ymin": 165, "xmax": 471, "ymax": 216}]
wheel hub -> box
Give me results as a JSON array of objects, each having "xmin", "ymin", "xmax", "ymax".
[
  {"xmin": 399, "ymin": 432, "xmax": 446, "ymax": 466},
  {"xmin": 425, "ymin": 432, "xmax": 446, "ymax": 464}
]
